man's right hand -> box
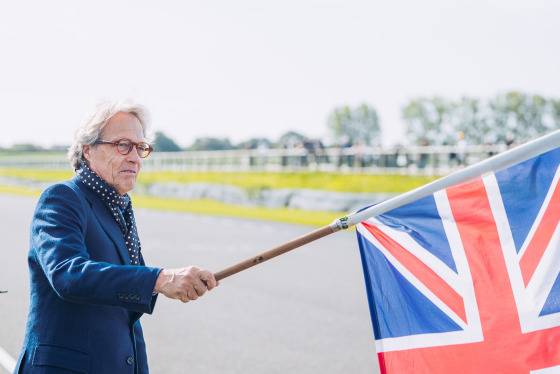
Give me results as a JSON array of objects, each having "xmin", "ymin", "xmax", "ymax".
[{"xmin": 153, "ymin": 266, "xmax": 218, "ymax": 303}]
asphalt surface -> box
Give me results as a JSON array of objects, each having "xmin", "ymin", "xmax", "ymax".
[{"xmin": 0, "ymin": 193, "xmax": 380, "ymax": 374}]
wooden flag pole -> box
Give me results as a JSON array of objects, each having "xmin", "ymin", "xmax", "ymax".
[{"xmin": 214, "ymin": 129, "xmax": 560, "ymax": 282}]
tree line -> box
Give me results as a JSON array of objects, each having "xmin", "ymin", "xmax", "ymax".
[
  {"xmin": 169, "ymin": 91, "xmax": 560, "ymax": 151},
  {"xmin": 3, "ymin": 91, "xmax": 559, "ymax": 153},
  {"xmin": 402, "ymin": 92, "xmax": 560, "ymax": 146},
  {"xmin": 328, "ymin": 91, "xmax": 560, "ymax": 148}
]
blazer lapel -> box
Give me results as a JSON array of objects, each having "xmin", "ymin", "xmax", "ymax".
[{"xmin": 74, "ymin": 177, "xmax": 131, "ymax": 265}]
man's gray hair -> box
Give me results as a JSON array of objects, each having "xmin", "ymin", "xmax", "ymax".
[{"xmin": 68, "ymin": 99, "xmax": 153, "ymax": 170}]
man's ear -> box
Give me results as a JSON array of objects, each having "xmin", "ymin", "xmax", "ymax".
[{"xmin": 83, "ymin": 145, "xmax": 92, "ymax": 161}]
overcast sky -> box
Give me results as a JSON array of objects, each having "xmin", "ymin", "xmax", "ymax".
[{"xmin": 1, "ymin": 0, "xmax": 559, "ymax": 148}]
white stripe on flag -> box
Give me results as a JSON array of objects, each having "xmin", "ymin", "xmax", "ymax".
[{"xmin": 531, "ymin": 365, "xmax": 560, "ymax": 374}]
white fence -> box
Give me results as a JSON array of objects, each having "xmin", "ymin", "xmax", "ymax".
[{"xmin": 0, "ymin": 144, "xmax": 510, "ymax": 175}]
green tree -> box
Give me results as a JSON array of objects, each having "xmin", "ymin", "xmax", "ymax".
[
  {"xmin": 153, "ymin": 131, "xmax": 182, "ymax": 152},
  {"xmin": 277, "ymin": 131, "xmax": 306, "ymax": 148},
  {"xmin": 188, "ymin": 137, "xmax": 233, "ymax": 151},
  {"xmin": 402, "ymin": 97, "xmax": 456, "ymax": 145},
  {"xmin": 488, "ymin": 92, "xmax": 551, "ymax": 143},
  {"xmin": 403, "ymin": 92, "xmax": 560, "ymax": 146},
  {"xmin": 328, "ymin": 103, "xmax": 381, "ymax": 145},
  {"xmin": 550, "ymin": 99, "xmax": 560, "ymax": 128},
  {"xmin": 455, "ymin": 97, "xmax": 491, "ymax": 144},
  {"xmin": 10, "ymin": 143, "xmax": 44, "ymax": 152},
  {"xmin": 235, "ymin": 138, "xmax": 272, "ymax": 150}
]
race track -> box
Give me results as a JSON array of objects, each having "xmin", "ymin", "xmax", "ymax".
[{"xmin": 0, "ymin": 193, "xmax": 380, "ymax": 373}]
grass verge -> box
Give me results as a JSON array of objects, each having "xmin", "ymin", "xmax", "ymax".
[
  {"xmin": 0, "ymin": 168, "xmax": 434, "ymax": 226},
  {"xmin": 0, "ymin": 169, "xmax": 440, "ymax": 193},
  {"xmin": 0, "ymin": 185, "xmax": 346, "ymax": 227}
]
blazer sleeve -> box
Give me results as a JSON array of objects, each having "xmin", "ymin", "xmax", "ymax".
[{"xmin": 31, "ymin": 182, "xmax": 162, "ymax": 314}]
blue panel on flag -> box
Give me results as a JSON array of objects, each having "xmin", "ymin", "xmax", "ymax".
[
  {"xmin": 375, "ymin": 194, "xmax": 457, "ymax": 273},
  {"xmin": 357, "ymin": 231, "xmax": 462, "ymax": 340},
  {"xmin": 540, "ymin": 273, "xmax": 560, "ymax": 316},
  {"xmin": 496, "ymin": 148, "xmax": 560, "ymax": 254}
]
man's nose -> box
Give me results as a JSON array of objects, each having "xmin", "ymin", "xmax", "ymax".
[{"xmin": 125, "ymin": 146, "xmax": 142, "ymax": 163}]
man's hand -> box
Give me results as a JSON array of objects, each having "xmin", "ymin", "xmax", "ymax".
[{"xmin": 153, "ymin": 266, "xmax": 218, "ymax": 303}]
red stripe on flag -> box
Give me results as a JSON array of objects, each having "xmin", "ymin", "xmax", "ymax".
[
  {"xmin": 519, "ymin": 179, "xmax": 560, "ymax": 287},
  {"xmin": 362, "ymin": 222, "xmax": 467, "ymax": 324}
]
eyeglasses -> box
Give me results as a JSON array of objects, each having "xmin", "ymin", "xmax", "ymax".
[{"xmin": 95, "ymin": 138, "xmax": 154, "ymax": 158}]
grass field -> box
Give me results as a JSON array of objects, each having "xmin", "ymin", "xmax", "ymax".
[
  {"xmin": 0, "ymin": 168, "xmax": 439, "ymax": 193},
  {"xmin": 0, "ymin": 168, "xmax": 440, "ymax": 226}
]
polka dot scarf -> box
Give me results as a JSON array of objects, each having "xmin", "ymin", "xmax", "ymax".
[{"xmin": 76, "ymin": 163, "xmax": 142, "ymax": 265}]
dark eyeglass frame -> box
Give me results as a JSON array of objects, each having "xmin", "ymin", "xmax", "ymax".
[{"xmin": 95, "ymin": 138, "xmax": 154, "ymax": 158}]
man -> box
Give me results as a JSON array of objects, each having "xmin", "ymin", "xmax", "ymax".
[{"xmin": 15, "ymin": 99, "xmax": 218, "ymax": 373}]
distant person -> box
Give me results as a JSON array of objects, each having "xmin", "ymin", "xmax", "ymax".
[
  {"xmin": 353, "ymin": 141, "xmax": 367, "ymax": 168},
  {"xmin": 506, "ymin": 133, "xmax": 516, "ymax": 148},
  {"xmin": 15, "ymin": 99, "xmax": 218, "ymax": 373},
  {"xmin": 455, "ymin": 131, "xmax": 468, "ymax": 166},
  {"xmin": 417, "ymin": 138, "xmax": 429, "ymax": 169}
]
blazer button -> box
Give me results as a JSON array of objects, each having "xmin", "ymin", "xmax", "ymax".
[{"xmin": 126, "ymin": 356, "xmax": 134, "ymax": 365}]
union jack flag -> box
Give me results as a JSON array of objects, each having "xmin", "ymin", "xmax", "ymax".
[{"xmin": 356, "ymin": 148, "xmax": 560, "ymax": 373}]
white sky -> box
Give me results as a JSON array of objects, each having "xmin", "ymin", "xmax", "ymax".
[{"xmin": 1, "ymin": 0, "xmax": 559, "ymax": 148}]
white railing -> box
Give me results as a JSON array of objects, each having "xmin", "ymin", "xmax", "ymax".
[{"xmin": 0, "ymin": 144, "xmax": 510, "ymax": 175}]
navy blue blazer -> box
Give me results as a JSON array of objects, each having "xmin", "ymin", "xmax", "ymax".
[{"xmin": 15, "ymin": 177, "xmax": 162, "ymax": 373}]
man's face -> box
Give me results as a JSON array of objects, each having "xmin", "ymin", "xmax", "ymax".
[{"xmin": 83, "ymin": 112, "xmax": 145, "ymax": 195}]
